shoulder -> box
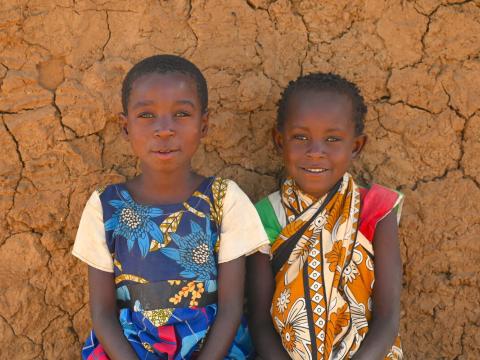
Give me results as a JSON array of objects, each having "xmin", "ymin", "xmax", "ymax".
[
  {"xmin": 358, "ymin": 183, "xmax": 404, "ymax": 242},
  {"xmin": 83, "ymin": 188, "xmax": 103, "ymax": 212},
  {"xmin": 216, "ymin": 179, "xmax": 270, "ymax": 262},
  {"xmin": 219, "ymin": 178, "xmax": 267, "ymax": 225},
  {"xmin": 219, "ymin": 179, "xmax": 259, "ymax": 221},
  {"xmin": 96, "ymin": 183, "xmax": 123, "ymax": 199},
  {"xmin": 72, "ymin": 186, "xmax": 114, "ymax": 272},
  {"xmin": 92, "ymin": 183, "xmax": 133, "ymax": 209},
  {"xmin": 255, "ymin": 191, "xmax": 281, "ymax": 220},
  {"xmin": 221, "ymin": 178, "xmax": 251, "ymax": 207},
  {"xmin": 223, "ymin": 178, "xmax": 243, "ymax": 195},
  {"xmin": 359, "ymin": 184, "xmax": 402, "ymax": 205},
  {"xmin": 79, "ymin": 183, "xmax": 120, "ymax": 220},
  {"xmin": 255, "ymin": 191, "xmax": 284, "ymax": 244}
]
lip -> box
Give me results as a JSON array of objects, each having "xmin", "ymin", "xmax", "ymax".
[
  {"xmin": 300, "ymin": 166, "xmax": 330, "ymax": 174},
  {"xmin": 150, "ymin": 149, "xmax": 179, "ymax": 159}
]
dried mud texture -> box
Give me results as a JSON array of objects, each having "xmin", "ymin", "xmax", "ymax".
[{"xmin": 0, "ymin": 0, "xmax": 479, "ymax": 358}]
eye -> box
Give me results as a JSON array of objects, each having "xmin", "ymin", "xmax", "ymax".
[
  {"xmin": 293, "ymin": 134, "xmax": 308, "ymax": 141},
  {"xmin": 175, "ymin": 111, "xmax": 191, "ymax": 118},
  {"xmin": 138, "ymin": 112, "xmax": 154, "ymax": 119},
  {"xmin": 326, "ymin": 136, "xmax": 341, "ymax": 142}
]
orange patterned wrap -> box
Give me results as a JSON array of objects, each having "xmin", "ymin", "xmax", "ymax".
[{"xmin": 270, "ymin": 173, "xmax": 403, "ymax": 360}]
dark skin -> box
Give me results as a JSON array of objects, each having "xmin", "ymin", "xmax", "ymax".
[
  {"xmin": 89, "ymin": 72, "xmax": 244, "ymax": 360},
  {"xmin": 248, "ymin": 90, "xmax": 402, "ymax": 359},
  {"xmin": 247, "ymin": 253, "xmax": 290, "ymax": 360},
  {"xmin": 350, "ymin": 211, "xmax": 402, "ymax": 360}
]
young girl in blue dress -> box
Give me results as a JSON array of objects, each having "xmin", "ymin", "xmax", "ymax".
[{"xmin": 73, "ymin": 55, "xmax": 269, "ymax": 360}]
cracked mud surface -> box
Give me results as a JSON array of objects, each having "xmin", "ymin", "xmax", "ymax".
[{"xmin": 1, "ymin": 0, "xmax": 479, "ymax": 358}]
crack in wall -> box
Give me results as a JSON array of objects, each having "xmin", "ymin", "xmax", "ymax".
[
  {"xmin": 1, "ymin": 1, "xmax": 480, "ymax": 357},
  {"xmin": 414, "ymin": 4, "xmax": 435, "ymax": 65},
  {"xmin": 287, "ymin": 0, "xmax": 310, "ymax": 74},
  {"xmin": 52, "ymin": 91, "xmax": 78, "ymax": 138},
  {"xmin": 2, "ymin": 116, "xmax": 25, "ymax": 224},
  {"xmin": 185, "ymin": 0, "xmax": 199, "ymax": 57},
  {"xmin": 100, "ymin": 10, "xmax": 111, "ymax": 61}
]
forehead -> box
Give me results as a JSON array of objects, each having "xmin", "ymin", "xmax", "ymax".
[
  {"xmin": 129, "ymin": 72, "xmax": 198, "ymax": 105},
  {"xmin": 285, "ymin": 90, "xmax": 355, "ymax": 130}
]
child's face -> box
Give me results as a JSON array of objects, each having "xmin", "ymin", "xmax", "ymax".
[
  {"xmin": 274, "ymin": 91, "xmax": 366, "ymax": 199},
  {"xmin": 120, "ymin": 72, "xmax": 208, "ymax": 174}
]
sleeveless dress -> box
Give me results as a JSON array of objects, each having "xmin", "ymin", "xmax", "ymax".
[
  {"xmin": 74, "ymin": 177, "xmax": 264, "ymax": 359},
  {"xmin": 255, "ymin": 173, "xmax": 404, "ymax": 360}
]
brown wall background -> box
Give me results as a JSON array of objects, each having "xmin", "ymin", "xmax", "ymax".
[{"xmin": 1, "ymin": 0, "xmax": 479, "ymax": 358}]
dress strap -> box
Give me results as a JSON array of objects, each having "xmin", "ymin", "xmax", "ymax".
[
  {"xmin": 359, "ymin": 184, "xmax": 404, "ymax": 242},
  {"xmin": 210, "ymin": 177, "xmax": 229, "ymax": 227}
]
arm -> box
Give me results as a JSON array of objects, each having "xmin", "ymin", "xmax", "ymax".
[
  {"xmin": 197, "ymin": 256, "xmax": 246, "ymax": 360},
  {"xmin": 88, "ymin": 266, "xmax": 138, "ymax": 360},
  {"xmin": 246, "ymin": 253, "xmax": 290, "ymax": 360},
  {"xmin": 351, "ymin": 211, "xmax": 402, "ymax": 360}
]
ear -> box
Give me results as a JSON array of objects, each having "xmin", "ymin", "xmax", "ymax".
[
  {"xmin": 200, "ymin": 111, "xmax": 209, "ymax": 138},
  {"xmin": 352, "ymin": 134, "xmax": 367, "ymax": 159},
  {"xmin": 118, "ymin": 112, "xmax": 129, "ymax": 140},
  {"xmin": 273, "ymin": 127, "xmax": 284, "ymax": 154}
]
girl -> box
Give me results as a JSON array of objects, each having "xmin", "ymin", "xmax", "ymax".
[
  {"xmin": 72, "ymin": 55, "xmax": 269, "ymax": 360},
  {"xmin": 247, "ymin": 73, "xmax": 404, "ymax": 360}
]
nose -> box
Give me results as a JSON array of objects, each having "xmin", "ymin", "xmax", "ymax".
[
  {"xmin": 153, "ymin": 116, "xmax": 175, "ymax": 138},
  {"xmin": 307, "ymin": 140, "xmax": 327, "ymax": 158}
]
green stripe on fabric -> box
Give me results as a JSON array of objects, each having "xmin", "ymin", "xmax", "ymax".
[{"xmin": 255, "ymin": 197, "xmax": 282, "ymax": 244}]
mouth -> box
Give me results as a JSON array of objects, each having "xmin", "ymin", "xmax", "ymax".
[
  {"xmin": 153, "ymin": 149, "xmax": 178, "ymax": 153},
  {"xmin": 301, "ymin": 167, "xmax": 329, "ymax": 174},
  {"xmin": 151, "ymin": 149, "xmax": 179, "ymax": 158}
]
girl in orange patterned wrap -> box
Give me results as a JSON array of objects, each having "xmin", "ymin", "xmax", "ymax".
[{"xmin": 247, "ymin": 73, "xmax": 404, "ymax": 360}]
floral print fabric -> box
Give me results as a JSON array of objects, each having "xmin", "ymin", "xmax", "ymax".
[
  {"xmin": 269, "ymin": 173, "xmax": 403, "ymax": 360},
  {"xmin": 81, "ymin": 177, "xmax": 252, "ymax": 360}
]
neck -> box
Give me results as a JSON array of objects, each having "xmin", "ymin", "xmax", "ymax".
[
  {"xmin": 128, "ymin": 164, "xmax": 204, "ymax": 204},
  {"xmin": 141, "ymin": 165, "xmax": 193, "ymax": 187}
]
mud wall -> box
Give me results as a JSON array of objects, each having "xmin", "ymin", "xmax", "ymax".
[{"xmin": 1, "ymin": 0, "xmax": 479, "ymax": 358}]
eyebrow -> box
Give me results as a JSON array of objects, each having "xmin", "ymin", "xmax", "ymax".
[
  {"xmin": 290, "ymin": 126, "xmax": 344, "ymax": 132},
  {"xmin": 323, "ymin": 127, "xmax": 345, "ymax": 132},
  {"xmin": 131, "ymin": 99, "xmax": 196, "ymax": 110},
  {"xmin": 130, "ymin": 100, "xmax": 150, "ymax": 109},
  {"xmin": 176, "ymin": 99, "xmax": 195, "ymax": 108}
]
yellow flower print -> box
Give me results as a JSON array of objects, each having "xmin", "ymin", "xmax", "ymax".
[{"xmin": 168, "ymin": 281, "xmax": 205, "ymax": 307}]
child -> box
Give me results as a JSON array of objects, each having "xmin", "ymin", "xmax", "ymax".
[
  {"xmin": 247, "ymin": 73, "xmax": 404, "ymax": 360},
  {"xmin": 72, "ymin": 55, "xmax": 269, "ymax": 360}
]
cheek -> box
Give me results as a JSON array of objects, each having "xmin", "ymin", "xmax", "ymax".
[
  {"xmin": 332, "ymin": 148, "xmax": 354, "ymax": 166},
  {"xmin": 186, "ymin": 128, "xmax": 202, "ymax": 143},
  {"xmin": 283, "ymin": 151, "xmax": 302, "ymax": 173},
  {"xmin": 283, "ymin": 142, "xmax": 304, "ymax": 158},
  {"xmin": 128, "ymin": 122, "xmax": 150, "ymax": 136}
]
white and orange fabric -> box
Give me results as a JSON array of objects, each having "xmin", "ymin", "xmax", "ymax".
[{"xmin": 255, "ymin": 173, "xmax": 404, "ymax": 359}]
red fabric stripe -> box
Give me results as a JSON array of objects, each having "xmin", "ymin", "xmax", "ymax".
[
  {"xmin": 88, "ymin": 345, "xmax": 110, "ymax": 360},
  {"xmin": 359, "ymin": 184, "xmax": 399, "ymax": 242},
  {"xmin": 154, "ymin": 325, "xmax": 178, "ymax": 360}
]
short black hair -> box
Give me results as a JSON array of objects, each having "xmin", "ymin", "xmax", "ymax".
[
  {"xmin": 121, "ymin": 54, "xmax": 208, "ymax": 114},
  {"xmin": 276, "ymin": 72, "xmax": 367, "ymax": 135}
]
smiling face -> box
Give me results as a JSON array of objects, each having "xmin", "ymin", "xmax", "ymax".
[
  {"xmin": 274, "ymin": 90, "xmax": 366, "ymax": 199},
  {"xmin": 120, "ymin": 72, "xmax": 208, "ymax": 174}
]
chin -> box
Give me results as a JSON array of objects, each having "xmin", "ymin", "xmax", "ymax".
[{"xmin": 149, "ymin": 163, "xmax": 180, "ymax": 172}]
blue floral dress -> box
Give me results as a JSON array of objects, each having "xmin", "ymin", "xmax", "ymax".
[{"xmin": 82, "ymin": 177, "xmax": 253, "ymax": 360}]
